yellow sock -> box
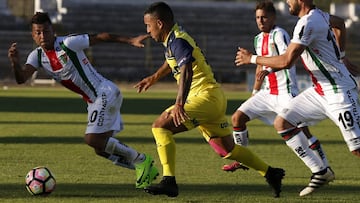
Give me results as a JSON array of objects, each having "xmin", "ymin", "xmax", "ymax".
[
  {"xmin": 224, "ymin": 145, "xmax": 269, "ymax": 176},
  {"xmin": 152, "ymin": 128, "xmax": 176, "ymax": 176}
]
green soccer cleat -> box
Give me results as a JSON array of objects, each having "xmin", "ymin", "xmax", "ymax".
[{"xmin": 135, "ymin": 155, "xmax": 159, "ymax": 189}]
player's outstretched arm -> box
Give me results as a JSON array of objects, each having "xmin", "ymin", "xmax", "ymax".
[
  {"xmin": 8, "ymin": 43, "xmax": 36, "ymax": 84},
  {"xmin": 329, "ymin": 15, "xmax": 359, "ymax": 76},
  {"xmin": 172, "ymin": 63, "xmax": 192, "ymax": 127},
  {"xmin": 134, "ymin": 61, "xmax": 172, "ymax": 93},
  {"xmin": 342, "ymin": 57, "xmax": 360, "ymax": 76},
  {"xmin": 128, "ymin": 34, "xmax": 150, "ymax": 48},
  {"xmin": 330, "ymin": 15, "xmax": 346, "ymax": 53},
  {"xmin": 235, "ymin": 44, "xmax": 305, "ymax": 71},
  {"xmin": 89, "ymin": 33, "xmax": 149, "ymax": 47}
]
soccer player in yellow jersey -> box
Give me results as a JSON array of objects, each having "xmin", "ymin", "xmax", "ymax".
[{"xmin": 134, "ymin": 1, "xmax": 284, "ymax": 198}]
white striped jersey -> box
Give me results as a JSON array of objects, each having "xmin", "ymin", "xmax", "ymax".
[
  {"xmin": 26, "ymin": 34, "xmax": 106, "ymax": 103},
  {"xmin": 291, "ymin": 8, "xmax": 356, "ymax": 95},
  {"xmin": 254, "ymin": 26, "xmax": 299, "ymax": 95}
]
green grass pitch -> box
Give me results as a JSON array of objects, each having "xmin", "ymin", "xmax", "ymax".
[{"xmin": 0, "ymin": 85, "xmax": 359, "ymax": 203}]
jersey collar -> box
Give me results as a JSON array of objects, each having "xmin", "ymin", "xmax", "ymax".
[{"xmin": 163, "ymin": 23, "xmax": 179, "ymax": 47}]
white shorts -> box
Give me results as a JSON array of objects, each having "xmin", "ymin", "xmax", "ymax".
[
  {"xmin": 85, "ymin": 81, "xmax": 124, "ymax": 135},
  {"xmin": 238, "ymin": 90, "xmax": 295, "ymax": 125},
  {"xmin": 279, "ymin": 87, "xmax": 360, "ymax": 151}
]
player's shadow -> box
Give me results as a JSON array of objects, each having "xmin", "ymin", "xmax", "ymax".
[
  {"xmin": 1, "ymin": 183, "xmax": 359, "ymax": 199},
  {"xmin": 0, "ymin": 135, "xmax": 345, "ymax": 145},
  {"xmin": 180, "ymin": 183, "xmax": 360, "ymax": 199},
  {"xmin": 0, "ymin": 96, "xmax": 245, "ymax": 115}
]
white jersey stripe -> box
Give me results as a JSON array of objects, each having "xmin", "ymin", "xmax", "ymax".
[
  {"xmin": 306, "ymin": 47, "xmax": 338, "ymax": 93},
  {"xmin": 26, "ymin": 34, "xmax": 106, "ymax": 103},
  {"xmin": 254, "ymin": 26, "xmax": 298, "ymax": 95},
  {"xmin": 60, "ymin": 42, "xmax": 98, "ymax": 98}
]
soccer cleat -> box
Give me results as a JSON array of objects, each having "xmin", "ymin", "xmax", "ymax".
[
  {"xmin": 135, "ymin": 154, "xmax": 159, "ymax": 189},
  {"xmin": 144, "ymin": 176, "xmax": 179, "ymax": 197},
  {"xmin": 136, "ymin": 165, "xmax": 159, "ymax": 189},
  {"xmin": 264, "ymin": 167, "xmax": 285, "ymax": 198},
  {"xmin": 299, "ymin": 167, "xmax": 335, "ymax": 197},
  {"xmin": 222, "ymin": 161, "xmax": 250, "ymax": 172}
]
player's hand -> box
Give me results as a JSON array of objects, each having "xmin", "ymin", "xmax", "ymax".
[
  {"xmin": 134, "ymin": 76, "xmax": 156, "ymax": 93},
  {"xmin": 235, "ymin": 47, "xmax": 252, "ymax": 66},
  {"xmin": 8, "ymin": 42, "xmax": 19, "ymax": 64},
  {"xmin": 352, "ymin": 148, "xmax": 360, "ymax": 156},
  {"xmin": 129, "ymin": 34, "xmax": 150, "ymax": 48},
  {"xmin": 171, "ymin": 104, "xmax": 190, "ymax": 127},
  {"xmin": 342, "ymin": 57, "xmax": 360, "ymax": 76},
  {"xmin": 256, "ymin": 69, "xmax": 270, "ymax": 81}
]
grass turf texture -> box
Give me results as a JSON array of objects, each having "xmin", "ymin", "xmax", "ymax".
[{"xmin": 0, "ymin": 85, "xmax": 359, "ymax": 203}]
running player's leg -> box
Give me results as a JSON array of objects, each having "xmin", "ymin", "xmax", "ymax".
[
  {"xmin": 144, "ymin": 110, "xmax": 187, "ymax": 197},
  {"xmin": 201, "ymin": 88, "xmax": 284, "ymax": 197},
  {"xmin": 301, "ymin": 126, "xmax": 330, "ymax": 168},
  {"xmin": 84, "ymin": 81, "xmax": 158, "ymax": 188},
  {"xmin": 224, "ymin": 92, "xmax": 280, "ymax": 172},
  {"xmin": 206, "ymin": 128, "xmax": 284, "ymax": 197},
  {"xmin": 221, "ymin": 110, "xmax": 251, "ymax": 172},
  {"xmin": 276, "ymin": 89, "xmax": 334, "ymax": 196},
  {"xmin": 327, "ymin": 88, "xmax": 360, "ymax": 157}
]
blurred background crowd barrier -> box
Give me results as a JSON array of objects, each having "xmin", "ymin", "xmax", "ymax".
[{"xmin": 1, "ymin": 0, "xmax": 359, "ymax": 91}]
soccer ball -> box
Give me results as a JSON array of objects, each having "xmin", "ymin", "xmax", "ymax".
[{"xmin": 25, "ymin": 166, "xmax": 56, "ymax": 196}]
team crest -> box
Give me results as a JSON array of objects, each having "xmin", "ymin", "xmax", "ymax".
[
  {"xmin": 59, "ymin": 53, "xmax": 68, "ymax": 64},
  {"xmin": 82, "ymin": 58, "xmax": 89, "ymax": 65}
]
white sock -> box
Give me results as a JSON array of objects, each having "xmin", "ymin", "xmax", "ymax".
[
  {"xmin": 105, "ymin": 137, "xmax": 142, "ymax": 165},
  {"xmin": 282, "ymin": 129, "xmax": 326, "ymax": 173},
  {"xmin": 233, "ymin": 129, "xmax": 249, "ymax": 146},
  {"xmin": 133, "ymin": 153, "xmax": 145, "ymax": 164},
  {"xmin": 108, "ymin": 154, "xmax": 135, "ymax": 169},
  {"xmin": 308, "ymin": 136, "xmax": 329, "ymax": 168}
]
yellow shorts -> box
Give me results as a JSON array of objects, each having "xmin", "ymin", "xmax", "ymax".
[{"xmin": 166, "ymin": 87, "xmax": 232, "ymax": 141}]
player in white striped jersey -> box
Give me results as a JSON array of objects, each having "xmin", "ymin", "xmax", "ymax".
[
  {"xmin": 223, "ymin": 0, "xmax": 330, "ymax": 175},
  {"xmin": 235, "ymin": 0, "xmax": 360, "ymax": 197},
  {"xmin": 7, "ymin": 12, "xmax": 158, "ymax": 189}
]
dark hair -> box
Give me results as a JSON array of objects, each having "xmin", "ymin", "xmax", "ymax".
[
  {"xmin": 31, "ymin": 12, "xmax": 52, "ymax": 25},
  {"xmin": 144, "ymin": 2, "xmax": 174, "ymax": 24},
  {"xmin": 255, "ymin": 0, "xmax": 276, "ymax": 16}
]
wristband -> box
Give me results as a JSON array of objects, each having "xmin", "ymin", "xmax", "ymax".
[
  {"xmin": 250, "ymin": 55, "xmax": 257, "ymax": 64},
  {"xmin": 340, "ymin": 51, "xmax": 345, "ymax": 59},
  {"xmin": 265, "ymin": 67, "xmax": 273, "ymax": 73},
  {"xmin": 252, "ymin": 89, "xmax": 259, "ymax": 95}
]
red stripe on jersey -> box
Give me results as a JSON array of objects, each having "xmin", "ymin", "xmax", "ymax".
[
  {"xmin": 61, "ymin": 80, "xmax": 93, "ymax": 103},
  {"xmin": 262, "ymin": 34, "xmax": 269, "ymax": 56},
  {"xmin": 301, "ymin": 58, "xmax": 324, "ymax": 95},
  {"xmin": 45, "ymin": 50, "xmax": 63, "ymax": 71},
  {"xmin": 262, "ymin": 34, "xmax": 278, "ymax": 95},
  {"xmin": 268, "ymin": 72, "xmax": 278, "ymax": 95}
]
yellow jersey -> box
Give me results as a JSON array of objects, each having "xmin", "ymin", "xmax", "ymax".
[{"xmin": 163, "ymin": 24, "xmax": 220, "ymax": 95}]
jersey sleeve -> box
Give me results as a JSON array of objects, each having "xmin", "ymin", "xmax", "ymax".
[
  {"xmin": 25, "ymin": 49, "xmax": 40, "ymax": 69},
  {"xmin": 63, "ymin": 34, "xmax": 90, "ymax": 51},
  {"xmin": 170, "ymin": 38, "xmax": 195, "ymax": 68},
  {"xmin": 274, "ymin": 29, "xmax": 290, "ymax": 55},
  {"xmin": 291, "ymin": 17, "xmax": 316, "ymax": 46}
]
